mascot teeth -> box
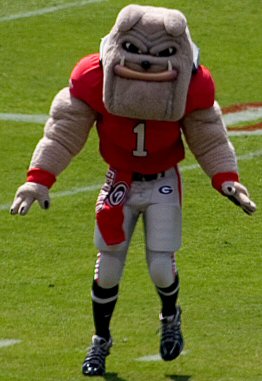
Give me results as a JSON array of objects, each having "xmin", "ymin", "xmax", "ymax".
[
  {"xmin": 168, "ymin": 60, "xmax": 172, "ymax": 71},
  {"xmin": 114, "ymin": 64, "xmax": 178, "ymax": 82},
  {"xmin": 120, "ymin": 56, "xmax": 125, "ymax": 66}
]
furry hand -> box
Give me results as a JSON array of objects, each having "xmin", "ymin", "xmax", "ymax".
[
  {"xmin": 10, "ymin": 182, "xmax": 50, "ymax": 215},
  {"xmin": 221, "ymin": 181, "xmax": 256, "ymax": 215}
]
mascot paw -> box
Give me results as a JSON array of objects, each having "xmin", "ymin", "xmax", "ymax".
[
  {"xmin": 221, "ymin": 181, "xmax": 256, "ymax": 215},
  {"xmin": 10, "ymin": 182, "xmax": 50, "ymax": 215}
]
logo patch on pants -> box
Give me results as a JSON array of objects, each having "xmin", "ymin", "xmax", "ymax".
[
  {"xmin": 159, "ymin": 185, "xmax": 173, "ymax": 194},
  {"xmin": 109, "ymin": 182, "xmax": 129, "ymax": 205}
]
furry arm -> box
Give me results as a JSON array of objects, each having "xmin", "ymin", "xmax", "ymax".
[
  {"xmin": 182, "ymin": 102, "xmax": 256, "ymax": 215},
  {"xmin": 182, "ymin": 101, "xmax": 238, "ymax": 183},
  {"xmin": 10, "ymin": 87, "xmax": 97, "ymax": 215},
  {"xmin": 29, "ymin": 87, "xmax": 97, "ymax": 176}
]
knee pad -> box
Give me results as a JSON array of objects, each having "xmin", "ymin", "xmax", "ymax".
[
  {"xmin": 94, "ymin": 250, "xmax": 126, "ymax": 289},
  {"xmin": 147, "ymin": 250, "xmax": 176, "ymax": 288}
]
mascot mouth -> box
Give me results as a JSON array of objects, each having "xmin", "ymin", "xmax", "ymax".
[{"xmin": 114, "ymin": 58, "xmax": 178, "ymax": 82}]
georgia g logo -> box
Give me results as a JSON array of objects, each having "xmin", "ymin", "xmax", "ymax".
[
  {"xmin": 108, "ymin": 182, "xmax": 129, "ymax": 206},
  {"xmin": 159, "ymin": 185, "xmax": 173, "ymax": 194}
]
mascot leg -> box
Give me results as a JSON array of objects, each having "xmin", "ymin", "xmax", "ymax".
[
  {"xmin": 146, "ymin": 249, "xmax": 183, "ymax": 361},
  {"xmin": 82, "ymin": 250, "xmax": 127, "ymax": 376},
  {"xmin": 91, "ymin": 250, "xmax": 127, "ymax": 340},
  {"xmin": 82, "ymin": 206, "xmax": 138, "ymax": 376}
]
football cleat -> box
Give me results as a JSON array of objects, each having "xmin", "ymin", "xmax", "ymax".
[
  {"xmin": 160, "ymin": 306, "xmax": 184, "ymax": 361},
  {"xmin": 82, "ymin": 335, "xmax": 112, "ymax": 376}
]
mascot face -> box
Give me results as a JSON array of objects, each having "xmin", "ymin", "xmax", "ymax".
[{"xmin": 102, "ymin": 5, "xmax": 194, "ymax": 121}]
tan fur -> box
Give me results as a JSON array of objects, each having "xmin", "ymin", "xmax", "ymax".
[
  {"xmin": 102, "ymin": 5, "xmax": 193, "ymax": 121},
  {"xmin": 30, "ymin": 87, "xmax": 96, "ymax": 175},
  {"xmin": 182, "ymin": 101, "xmax": 238, "ymax": 176}
]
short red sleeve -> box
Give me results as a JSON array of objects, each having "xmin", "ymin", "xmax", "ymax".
[
  {"xmin": 69, "ymin": 53, "xmax": 104, "ymax": 112},
  {"xmin": 185, "ymin": 65, "xmax": 215, "ymax": 114}
]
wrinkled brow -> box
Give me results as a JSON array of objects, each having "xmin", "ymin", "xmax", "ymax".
[{"xmin": 123, "ymin": 28, "xmax": 177, "ymax": 49}]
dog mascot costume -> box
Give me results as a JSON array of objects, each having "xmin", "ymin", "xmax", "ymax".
[{"xmin": 11, "ymin": 5, "xmax": 256, "ymax": 377}]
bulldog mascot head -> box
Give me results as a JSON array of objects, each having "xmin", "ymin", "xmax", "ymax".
[{"xmin": 102, "ymin": 5, "xmax": 196, "ymax": 121}]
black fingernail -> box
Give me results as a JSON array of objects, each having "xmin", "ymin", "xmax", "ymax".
[{"xmin": 44, "ymin": 201, "xmax": 49, "ymax": 209}]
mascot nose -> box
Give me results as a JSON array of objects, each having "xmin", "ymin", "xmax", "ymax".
[{"xmin": 141, "ymin": 60, "xmax": 151, "ymax": 70}]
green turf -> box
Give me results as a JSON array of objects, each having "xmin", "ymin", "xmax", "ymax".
[{"xmin": 0, "ymin": 1, "xmax": 261, "ymax": 381}]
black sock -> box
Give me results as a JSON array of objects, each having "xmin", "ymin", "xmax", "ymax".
[
  {"xmin": 92, "ymin": 280, "xmax": 119, "ymax": 341},
  {"xmin": 156, "ymin": 272, "xmax": 180, "ymax": 317}
]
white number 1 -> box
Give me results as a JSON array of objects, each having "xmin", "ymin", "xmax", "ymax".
[{"xmin": 133, "ymin": 123, "xmax": 147, "ymax": 157}]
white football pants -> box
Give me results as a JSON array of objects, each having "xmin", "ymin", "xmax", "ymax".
[{"xmin": 94, "ymin": 167, "xmax": 182, "ymax": 289}]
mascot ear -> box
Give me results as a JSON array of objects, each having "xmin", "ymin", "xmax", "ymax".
[
  {"xmin": 192, "ymin": 42, "xmax": 200, "ymax": 73},
  {"xmin": 164, "ymin": 10, "xmax": 187, "ymax": 36},
  {"xmin": 115, "ymin": 4, "xmax": 144, "ymax": 32}
]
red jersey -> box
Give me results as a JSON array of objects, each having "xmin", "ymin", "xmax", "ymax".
[{"xmin": 70, "ymin": 53, "xmax": 215, "ymax": 174}]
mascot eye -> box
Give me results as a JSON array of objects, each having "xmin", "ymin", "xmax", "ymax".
[
  {"xmin": 122, "ymin": 41, "xmax": 142, "ymax": 54},
  {"xmin": 157, "ymin": 47, "xmax": 177, "ymax": 57}
]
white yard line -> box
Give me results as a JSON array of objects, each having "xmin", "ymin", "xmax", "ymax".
[
  {"xmin": 228, "ymin": 130, "xmax": 262, "ymax": 136},
  {"xmin": 51, "ymin": 184, "xmax": 101, "ymax": 198},
  {"xmin": 0, "ymin": 113, "xmax": 48, "ymax": 124},
  {"xmin": 136, "ymin": 350, "xmax": 190, "ymax": 362},
  {"xmin": 1, "ymin": 109, "xmax": 262, "ymax": 133},
  {"xmin": 0, "ymin": 339, "xmax": 22, "ymax": 348},
  {"xmin": 223, "ymin": 107, "xmax": 262, "ymax": 125},
  {"xmin": 0, "ymin": 0, "xmax": 106, "ymax": 23},
  {"xmin": 1, "ymin": 108, "xmax": 261, "ymax": 126},
  {"xmin": 1, "ymin": 150, "xmax": 261, "ymax": 212},
  {"xmin": 2, "ymin": 110, "xmax": 262, "ymax": 135}
]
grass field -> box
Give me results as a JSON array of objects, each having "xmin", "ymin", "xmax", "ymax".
[{"xmin": 0, "ymin": 1, "xmax": 261, "ymax": 381}]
